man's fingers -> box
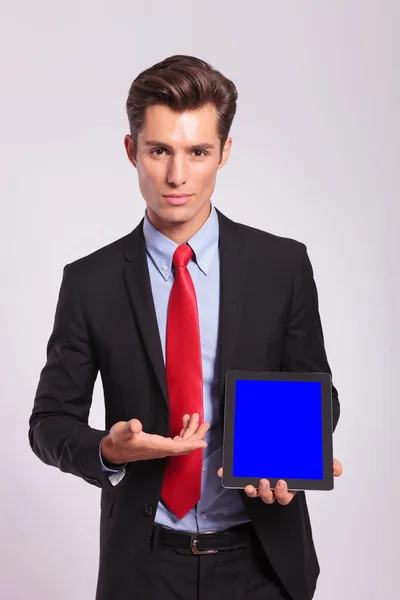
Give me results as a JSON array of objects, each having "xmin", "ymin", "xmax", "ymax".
[
  {"xmin": 196, "ymin": 421, "xmax": 210, "ymax": 438},
  {"xmin": 180, "ymin": 414, "xmax": 190, "ymax": 436},
  {"xmin": 333, "ymin": 458, "xmax": 343, "ymax": 477},
  {"xmin": 169, "ymin": 421, "xmax": 209, "ymax": 453},
  {"xmin": 245, "ymin": 479, "xmax": 295, "ymax": 505},
  {"xmin": 241, "ymin": 479, "xmax": 296, "ymax": 505},
  {"xmin": 272, "ymin": 480, "xmax": 296, "ymax": 505},
  {"xmin": 182, "ymin": 415, "xmax": 210, "ymax": 441},
  {"xmin": 182, "ymin": 413, "xmax": 200, "ymax": 439},
  {"xmin": 217, "ymin": 467, "xmax": 223, "ymax": 478},
  {"xmin": 170, "ymin": 437, "xmax": 208, "ymax": 455},
  {"xmin": 245, "ymin": 485, "xmax": 259, "ymax": 498},
  {"xmin": 256, "ymin": 480, "xmax": 276, "ymax": 504}
]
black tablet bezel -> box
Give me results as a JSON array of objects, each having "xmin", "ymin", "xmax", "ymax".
[{"xmin": 222, "ymin": 370, "xmax": 334, "ymax": 491}]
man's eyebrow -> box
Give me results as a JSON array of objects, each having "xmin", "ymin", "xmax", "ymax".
[{"xmin": 144, "ymin": 140, "xmax": 216, "ymax": 151}]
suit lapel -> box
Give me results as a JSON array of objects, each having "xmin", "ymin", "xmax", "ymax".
[
  {"xmin": 123, "ymin": 220, "xmax": 169, "ymax": 408},
  {"xmin": 216, "ymin": 209, "xmax": 249, "ymax": 417}
]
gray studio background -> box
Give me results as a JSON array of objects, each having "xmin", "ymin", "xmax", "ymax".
[{"xmin": 1, "ymin": 1, "xmax": 398, "ymax": 599}]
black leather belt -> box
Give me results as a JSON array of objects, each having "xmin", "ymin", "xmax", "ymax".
[{"xmin": 151, "ymin": 523, "xmax": 252, "ymax": 555}]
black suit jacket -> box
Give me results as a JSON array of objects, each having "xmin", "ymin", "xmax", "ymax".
[{"xmin": 29, "ymin": 208, "xmax": 340, "ymax": 600}]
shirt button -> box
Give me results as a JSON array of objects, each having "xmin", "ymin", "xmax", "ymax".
[
  {"xmin": 202, "ymin": 465, "xmax": 207, "ymax": 472},
  {"xmin": 201, "ymin": 261, "xmax": 207, "ymax": 267},
  {"xmin": 202, "ymin": 513, "xmax": 207, "ymax": 519},
  {"xmin": 162, "ymin": 265, "xmax": 168, "ymax": 271}
]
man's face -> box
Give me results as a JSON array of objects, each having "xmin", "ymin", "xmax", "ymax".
[{"xmin": 124, "ymin": 103, "xmax": 231, "ymax": 235}]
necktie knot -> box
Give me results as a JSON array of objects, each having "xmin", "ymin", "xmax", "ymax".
[{"xmin": 173, "ymin": 244, "xmax": 193, "ymax": 268}]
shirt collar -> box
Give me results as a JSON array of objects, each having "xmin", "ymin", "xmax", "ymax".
[{"xmin": 143, "ymin": 204, "xmax": 219, "ymax": 281}]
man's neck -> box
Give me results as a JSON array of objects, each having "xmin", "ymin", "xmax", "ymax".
[{"xmin": 146, "ymin": 203, "xmax": 212, "ymax": 245}]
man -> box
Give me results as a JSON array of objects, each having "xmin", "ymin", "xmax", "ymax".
[{"xmin": 29, "ymin": 55, "xmax": 342, "ymax": 600}]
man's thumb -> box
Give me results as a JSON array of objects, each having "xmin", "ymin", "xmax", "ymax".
[{"xmin": 126, "ymin": 418, "xmax": 143, "ymax": 437}]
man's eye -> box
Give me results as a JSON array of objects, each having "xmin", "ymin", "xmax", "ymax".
[
  {"xmin": 151, "ymin": 148, "xmax": 167, "ymax": 156},
  {"xmin": 193, "ymin": 150, "xmax": 207, "ymax": 157}
]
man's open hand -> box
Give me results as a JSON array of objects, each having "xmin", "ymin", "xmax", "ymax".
[
  {"xmin": 101, "ymin": 413, "xmax": 209, "ymax": 465},
  {"xmin": 217, "ymin": 458, "xmax": 343, "ymax": 506}
]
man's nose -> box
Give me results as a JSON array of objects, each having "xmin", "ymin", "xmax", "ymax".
[{"xmin": 167, "ymin": 156, "xmax": 188, "ymax": 187}]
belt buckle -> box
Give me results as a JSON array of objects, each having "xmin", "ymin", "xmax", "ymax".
[{"xmin": 190, "ymin": 531, "xmax": 219, "ymax": 555}]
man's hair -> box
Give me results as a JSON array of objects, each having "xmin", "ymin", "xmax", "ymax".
[{"xmin": 126, "ymin": 55, "xmax": 238, "ymax": 158}]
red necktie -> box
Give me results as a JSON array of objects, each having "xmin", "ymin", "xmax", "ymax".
[{"xmin": 160, "ymin": 244, "xmax": 204, "ymax": 519}]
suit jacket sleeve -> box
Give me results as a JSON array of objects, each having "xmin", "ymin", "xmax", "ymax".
[
  {"xmin": 281, "ymin": 245, "xmax": 340, "ymax": 432},
  {"xmin": 29, "ymin": 264, "xmax": 111, "ymax": 489}
]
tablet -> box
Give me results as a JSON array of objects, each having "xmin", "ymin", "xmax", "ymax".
[{"xmin": 222, "ymin": 370, "xmax": 334, "ymax": 491}]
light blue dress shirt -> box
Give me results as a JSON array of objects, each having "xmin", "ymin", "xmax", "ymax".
[{"xmin": 101, "ymin": 204, "xmax": 249, "ymax": 533}]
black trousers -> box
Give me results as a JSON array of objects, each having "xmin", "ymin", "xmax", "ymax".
[{"xmin": 129, "ymin": 524, "xmax": 292, "ymax": 600}]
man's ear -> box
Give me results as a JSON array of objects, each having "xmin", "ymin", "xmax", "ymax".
[
  {"xmin": 124, "ymin": 134, "xmax": 137, "ymax": 168},
  {"xmin": 218, "ymin": 137, "xmax": 232, "ymax": 169}
]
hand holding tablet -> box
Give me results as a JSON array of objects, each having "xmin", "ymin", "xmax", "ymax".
[
  {"xmin": 217, "ymin": 459, "xmax": 342, "ymax": 505},
  {"xmin": 221, "ymin": 371, "xmax": 342, "ymax": 499}
]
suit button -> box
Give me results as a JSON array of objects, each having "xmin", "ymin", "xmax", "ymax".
[{"xmin": 144, "ymin": 504, "xmax": 153, "ymax": 517}]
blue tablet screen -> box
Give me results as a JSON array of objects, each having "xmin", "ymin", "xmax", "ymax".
[{"xmin": 233, "ymin": 379, "xmax": 323, "ymax": 479}]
